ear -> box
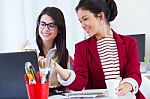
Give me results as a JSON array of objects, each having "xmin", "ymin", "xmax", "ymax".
[{"xmin": 97, "ymin": 12, "xmax": 105, "ymax": 21}]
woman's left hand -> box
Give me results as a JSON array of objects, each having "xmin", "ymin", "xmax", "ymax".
[{"xmin": 116, "ymin": 82, "xmax": 133, "ymax": 96}]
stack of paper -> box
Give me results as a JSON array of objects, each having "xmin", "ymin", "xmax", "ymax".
[{"xmin": 64, "ymin": 89, "xmax": 108, "ymax": 98}]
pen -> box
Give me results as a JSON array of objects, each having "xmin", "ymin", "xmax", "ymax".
[
  {"xmin": 25, "ymin": 62, "xmax": 36, "ymax": 84},
  {"xmin": 29, "ymin": 65, "xmax": 37, "ymax": 81},
  {"xmin": 46, "ymin": 70, "xmax": 50, "ymax": 83}
]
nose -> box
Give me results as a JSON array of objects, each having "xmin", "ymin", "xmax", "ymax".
[
  {"xmin": 81, "ymin": 21, "xmax": 86, "ymax": 29},
  {"xmin": 43, "ymin": 25, "xmax": 49, "ymax": 31}
]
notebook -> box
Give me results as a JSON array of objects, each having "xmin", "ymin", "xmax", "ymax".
[{"xmin": 0, "ymin": 51, "xmax": 39, "ymax": 99}]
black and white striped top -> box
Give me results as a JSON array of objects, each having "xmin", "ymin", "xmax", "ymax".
[{"xmin": 97, "ymin": 38, "xmax": 120, "ymax": 80}]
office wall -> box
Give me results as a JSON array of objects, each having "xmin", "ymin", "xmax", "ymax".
[
  {"xmin": 0, "ymin": 0, "xmax": 84, "ymax": 57},
  {"xmin": 113, "ymin": 0, "xmax": 150, "ymax": 57},
  {"xmin": 0, "ymin": 0, "xmax": 149, "ymax": 58}
]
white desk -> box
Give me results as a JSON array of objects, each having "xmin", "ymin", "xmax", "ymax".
[
  {"xmin": 142, "ymin": 72, "xmax": 150, "ymax": 79},
  {"xmin": 140, "ymin": 62, "xmax": 150, "ymax": 79},
  {"xmin": 140, "ymin": 74, "xmax": 150, "ymax": 98}
]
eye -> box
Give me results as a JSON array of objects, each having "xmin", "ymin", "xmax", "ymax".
[
  {"xmin": 39, "ymin": 22, "xmax": 46, "ymax": 27},
  {"xmin": 83, "ymin": 18, "xmax": 88, "ymax": 21},
  {"xmin": 48, "ymin": 23, "xmax": 56, "ymax": 28}
]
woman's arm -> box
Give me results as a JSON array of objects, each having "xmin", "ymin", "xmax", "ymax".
[{"xmin": 38, "ymin": 57, "xmax": 75, "ymax": 85}]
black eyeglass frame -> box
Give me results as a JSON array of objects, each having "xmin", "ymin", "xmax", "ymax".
[{"xmin": 38, "ymin": 21, "xmax": 57, "ymax": 31}]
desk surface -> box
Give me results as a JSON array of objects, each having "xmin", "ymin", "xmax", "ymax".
[
  {"xmin": 142, "ymin": 72, "xmax": 150, "ymax": 80},
  {"xmin": 48, "ymin": 92, "xmax": 136, "ymax": 99}
]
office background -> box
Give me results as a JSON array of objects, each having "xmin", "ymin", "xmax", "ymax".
[
  {"xmin": 0, "ymin": 0, "xmax": 149, "ymax": 58},
  {"xmin": 0, "ymin": 0, "xmax": 150, "ymax": 98}
]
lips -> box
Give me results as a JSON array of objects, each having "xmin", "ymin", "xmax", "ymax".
[
  {"xmin": 42, "ymin": 32, "xmax": 51, "ymax": 36},
  {"xmin": 84, "ymin": 27, "xmax": 89, "ymax": 33}
]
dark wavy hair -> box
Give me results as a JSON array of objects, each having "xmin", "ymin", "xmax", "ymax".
[
  {"xmin": 75, "ymin": 0, "xmax": 118, "ymax": 23},
  {"xmin": 36, "ymin": 7, "xmax": 69, "ymax": 69}
]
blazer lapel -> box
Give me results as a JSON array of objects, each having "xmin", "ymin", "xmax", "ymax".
[
  {"xmin": 88, "ymin": 36, "xmax": 101, "ymax": 66},
  {"xmin": 113, "ymin": 32, "xmax": 126, "ymax": 76},
  {"xmin": 87, "ymin": 33, "xmax": 127, "ymax": 76}
]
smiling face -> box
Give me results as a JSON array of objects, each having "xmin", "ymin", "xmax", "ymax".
[
  {"xmin": 39, "ymin": 14, "xmax": 58, "ymax": 42},
  {"xmin": 77, "ymin": 9, "xmax": 104, "ymax": 37}
]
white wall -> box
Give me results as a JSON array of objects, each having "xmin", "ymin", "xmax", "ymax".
[
  {"xmin": 0, "ymin": 0, "xmax": 84, "ymax": 57},
  {"xmin": 0, "ymin": 0, "xmax": 149, "ymax": 58},
  {"xmin": 113, "ymin": 0, "xmax": 150, "ymax": 57}
]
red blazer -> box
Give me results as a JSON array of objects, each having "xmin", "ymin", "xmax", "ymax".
[{"xmin": 68, "ymin": 31, "xmax": 145, "ymax": 99}]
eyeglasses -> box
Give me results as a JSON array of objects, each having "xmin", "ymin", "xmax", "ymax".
[{"xmin": 38, "ymin": 21, "xmax": 57, "ymax": 31}]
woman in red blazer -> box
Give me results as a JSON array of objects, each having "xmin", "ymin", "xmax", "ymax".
[
  {"xmin": 39, "ymin": 0, "xmax": 145, "ymax": 98},
  {"xmin": 66, "ymin": 0, "xmax": 145, "ymax": 99}
]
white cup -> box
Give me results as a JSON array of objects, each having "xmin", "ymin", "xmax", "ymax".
[{"xmin": 105, "ymin": 79, "xmax": 120, "ymax": 97}]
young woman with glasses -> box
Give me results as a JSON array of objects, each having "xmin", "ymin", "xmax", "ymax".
[{"xmin": 36, "ymin": 7, "xmax": 73, "ymax": 93}]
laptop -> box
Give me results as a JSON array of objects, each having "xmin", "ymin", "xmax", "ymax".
[{"xmin": 0, "ymin": 51, "xmax": 39, "ymax": 99}]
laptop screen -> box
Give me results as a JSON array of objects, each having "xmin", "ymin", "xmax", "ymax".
[{"xmin": 0, "ymin": 51, "xmax": 39, "ymax": 98}]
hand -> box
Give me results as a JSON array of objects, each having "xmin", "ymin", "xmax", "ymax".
[
  {"xmin": 47, "ymin": 58, "xmax": 61, "ymax": 69},
  {"xmin": 38, "ymin": 56, "xmax": 49, "ymax": 68},
  {"xmin": 116, "ymin": 82, "xmax": 133, "ymax": 96},
  {"xmin": 38, "ymin": 56, "xmax": 46, "ymax": 68},
  {"xmin": 38, "ymin": 56, "xmax": 60, "ymax": 69}
]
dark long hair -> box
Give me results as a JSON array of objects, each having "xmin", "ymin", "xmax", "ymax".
[
  {"xmin": 75, "ymin": 0, "xmax": 118, "ymax": 23},
  {"xmin": 36, "ymin": 7, "xmax": 69, "ymax": 69}
]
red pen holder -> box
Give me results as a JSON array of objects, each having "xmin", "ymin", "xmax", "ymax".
[
  {"xmin": 25, "ymin": 72, "xmax": 49, "ymax": 99},
  {"xmin": 26, "ymin": 83, "xmax": 49, "ymax": 99}
]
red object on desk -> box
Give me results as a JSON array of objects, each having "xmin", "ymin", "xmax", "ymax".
[
  {"xmin": 26, "ymin": 83, "xmax": 49, "ymax": 99},
  {"xmin": 24, "ymin": 74, "xmax": 29, "ymax": 84},
  {"xmin": 36, "ymin": 72, "xmax": 41, "ymax": 84},
  {"xmin": 25, "ymin": 73, "xmax": 49, "ymax": 99}
]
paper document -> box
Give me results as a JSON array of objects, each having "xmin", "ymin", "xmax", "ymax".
[{"xmin": 64, "ymin": 89, "xmax": 108, "ymax": 98}]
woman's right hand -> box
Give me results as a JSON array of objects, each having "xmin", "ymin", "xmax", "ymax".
[
  {"xmin": 38, "ymin": 56, "xmax": 48, "ymax": 68},
  {"xmin": 38, "ymin": 56, "xmax": 57, "ymax": 69},
  {"xmin": 38, "ymin": 56, "xmax": 71, "ymax": 81}
]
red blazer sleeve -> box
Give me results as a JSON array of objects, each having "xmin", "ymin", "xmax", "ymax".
[
  {"xmin": 67, "ymin": 43, "xmax": 89, "ymax": 90},
  {"xmin": 121, "ymin": 37, "xmax": 142, "ymax": 87}
]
